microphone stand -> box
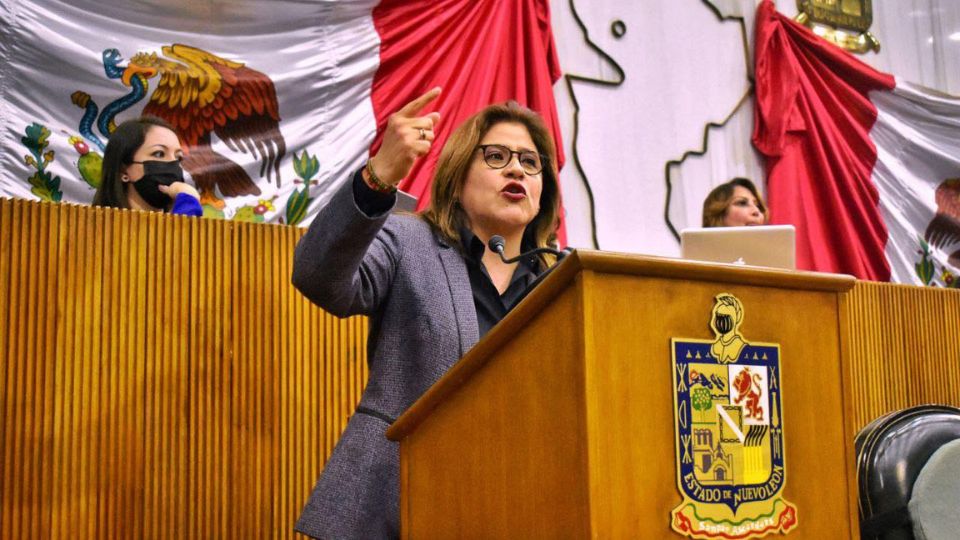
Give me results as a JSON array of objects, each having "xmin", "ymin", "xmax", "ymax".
[
  {"xmin": 487, "ymin": 235, "xmax": 569, "ymax": 264},
  {"xmin": 486, "ymin": 235, "xmax": 574, "ymax": 308}
]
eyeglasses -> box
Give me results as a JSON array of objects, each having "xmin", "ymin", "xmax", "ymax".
[{"xmin": 476, "ymin": 144, "xmax": 546, "ymax": 175}]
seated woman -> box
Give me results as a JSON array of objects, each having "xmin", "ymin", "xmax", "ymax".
[
  {"xmin": 92, "ymin": 116, "xmax": 202, "ymax": 216},
  {"xmin": 702, "ymin": 177, "xmax": 768, "ymax": 227},
  {"xmin": 291, "ymin": 89, "xmax": 561, "ymax": 539}
]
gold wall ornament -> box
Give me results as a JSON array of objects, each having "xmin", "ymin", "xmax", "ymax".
[{"xmin": 796, "ymin": 0, "xmax": 880, "ymax": 54}]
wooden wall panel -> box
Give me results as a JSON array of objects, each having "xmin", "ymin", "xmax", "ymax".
[
  {"xmin": 4, "ymin": 198, "xmax": 958, "ymax": 537},
  {"xmin": 842, "ymin": 281, "xmax": 960, "ymax": 433},
  {"xmin": 0, "ymin": 199, "xmax": 368, "ymax": 538}
]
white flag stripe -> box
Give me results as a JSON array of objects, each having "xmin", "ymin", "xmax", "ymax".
[
  {"xmin": 872, "ymin": 79, "xmax": 960, "ymax": 285},
  {"xmin": 0, "ymin": 0, "xmax": 381, "ymax": 226}
]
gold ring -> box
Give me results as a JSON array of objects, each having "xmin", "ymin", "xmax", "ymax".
[{"xmin": 419, "ymin": 128, "xmax": 426, "ymax": 140}]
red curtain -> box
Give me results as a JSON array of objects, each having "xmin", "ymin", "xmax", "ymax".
[
  {"xmin": 752, "ymin": 0, "xmax": 895, "ymax": 280},
  {"xmin": 370, "ymin": 0, "xmax": 566, "ymax": 242}
]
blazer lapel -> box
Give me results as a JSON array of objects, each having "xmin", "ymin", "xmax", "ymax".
[{"xmin": 435, "ymin": 234, "xmax": 479, "ymax": 357}]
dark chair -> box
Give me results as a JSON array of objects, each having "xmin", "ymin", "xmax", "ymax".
[{"xmin": 855, "ymin": 404, "xmax": 960, "ymax": 539}]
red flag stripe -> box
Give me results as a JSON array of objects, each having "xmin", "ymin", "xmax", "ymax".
[
  {"xmin": 370, "ymin": 0, "xmax": 566, "ymax": 243},
  {"xmin": 752, "ymin": 0, "xmax": 895, "ymax": 280}
]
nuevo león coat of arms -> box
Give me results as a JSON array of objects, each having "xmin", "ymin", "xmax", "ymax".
[{"xmin": 670, "ymin": 293, "xmax": 798, "ymax": 539}]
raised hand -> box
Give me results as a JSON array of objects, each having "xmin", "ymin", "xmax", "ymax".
[
  {"xmin": 368, "ymin": 87, "xmax": 442, "ymax": 187},
  {"xmin": 159, "ymin": 181, "xmax": 201, "ymax": 201}
]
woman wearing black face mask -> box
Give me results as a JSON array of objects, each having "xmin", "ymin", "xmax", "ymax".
[{"xmin": 92, "ymin": 116, "xmax": 203, "ymax": 216}]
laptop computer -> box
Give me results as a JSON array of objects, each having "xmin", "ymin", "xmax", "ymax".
[{"xmin": 680, "ymin": 225, "xmax": 796, "ymax": 270}]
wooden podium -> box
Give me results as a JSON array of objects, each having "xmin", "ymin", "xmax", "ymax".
[{"xmin": 387, "ymin": 251, "xmax": 858, "ymax": 539}]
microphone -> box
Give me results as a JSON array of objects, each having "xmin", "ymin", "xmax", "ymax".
[
  {"xmin": 487, "ymin": 235, "xmax": 570, "ymax": 264},
  {"xmin": 487, "ymin": 235, "xmax": 573, "ymax": 308}
]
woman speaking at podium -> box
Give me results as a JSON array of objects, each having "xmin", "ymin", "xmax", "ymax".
[{"xmin": 291, "ymin": 88, "xmax": 561, "ymax": 539}]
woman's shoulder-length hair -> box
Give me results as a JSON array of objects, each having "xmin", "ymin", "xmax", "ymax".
[
  {"xmin": 420, "ymin": 101, "xmax": 561, "ymax": 257},
  {"xmin": 701, "ymin": 177, "xmax": 768, "ymax": 228}
]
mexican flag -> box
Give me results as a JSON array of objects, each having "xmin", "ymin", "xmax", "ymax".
[
  {"xmin": 752, "ymin": 0, "xmax": 960, "ymax": 286},
  {"xmin": 0, "ymin": 0, "xmax": 564, "ymax": 237}
]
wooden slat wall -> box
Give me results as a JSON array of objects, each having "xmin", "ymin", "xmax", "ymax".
[
  {"xmin": 0, "ymin": 198, "xmax": 368, "ymax": 538},
  {"xmin": 842, "ymin": 281, "xmax": 960, "ymax": 433},
  {"xmin": 5, "ymin": 198, "xmax": 960, "ymax": 536}
]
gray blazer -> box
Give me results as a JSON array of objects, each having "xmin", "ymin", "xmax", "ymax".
[{"xmin": 292, "ymin": 178, "xmax": 479, "ymax": 539}]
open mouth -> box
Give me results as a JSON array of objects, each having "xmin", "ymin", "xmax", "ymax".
[{"xmin": 501, "ymin": 182, "xmax": 526, "ymax": 199}]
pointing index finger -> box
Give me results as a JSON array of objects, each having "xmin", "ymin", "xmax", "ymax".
[{"xmin": 397, "ymin": 87, "xmax": 441, "ymax": 117}]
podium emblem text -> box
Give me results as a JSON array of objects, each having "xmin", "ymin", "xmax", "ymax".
[{"xmin": 670, "ymin": 293, "xmax": 798, "ymax": 539}]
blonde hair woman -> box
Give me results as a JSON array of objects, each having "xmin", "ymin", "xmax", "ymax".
[{"xmin": 702, "ymin": 177, "xmax": 768, "ymax": 227}]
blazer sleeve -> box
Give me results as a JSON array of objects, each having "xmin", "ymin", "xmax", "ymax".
[{"xmin": 291, "ymin": 173, "xmax": 404, "ymax": 318}]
